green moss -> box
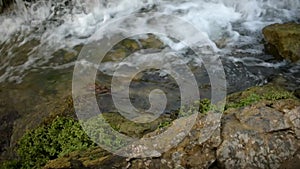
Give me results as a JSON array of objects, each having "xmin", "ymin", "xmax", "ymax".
[
  {"xmin": 16, "ymin": 117, "xmax": 95, "ymax": 169},
  {"xmin": 158, "ymin": 121, "xmax": 172, "ymax": 129},
  {"xmin": 0, "ymin": 160, "xmax": 21, "ymax": 169},
  {"xmin": 225, "ymin": 85, "xmax": 295, "ymax": 109},
  {"xmin": 178, "ymin": 106, "xmax": 196, "ymax": 118},
  {"xmin": 262, "ymin": 90, "xmax": 294, "ymax": 101},
  {"xmin": 82, "ymin": 115, "xmax": 131, "ymax": 151},
  {"xmin": 15, "ymin": 111, "xmax": 171, "ymax": 169},
  {"xmin": 199, "ymin": 99, "xmax": 215, "ymax": 114},
  {"xmin": 226, "ymin": 93, "xmax": 261, "ymax": 109},
  {"xmin": 178, "ymin": 99, "xmax": 215, "ymax": 117}
]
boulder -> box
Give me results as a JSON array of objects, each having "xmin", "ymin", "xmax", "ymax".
[
  {"xmin": 263, "ymin": 23, "xmax": 300, "ymax": 62},
  {"xmin": 217, "ymin": 101, "xmax": 300, "ymax": 169},
  {"xmin": 44, "ymin": 85, "xmax": 300, "ymax": 169}
]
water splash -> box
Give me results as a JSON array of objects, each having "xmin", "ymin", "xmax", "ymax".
[
  {"xmin": 1, "ymin": 0, "xmax": 299, "ymax": 44},
  {"xmin": 0, "ymin": 0, "xmax": 299, "ymax": 83}
]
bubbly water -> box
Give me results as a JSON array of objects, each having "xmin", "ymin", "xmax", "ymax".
[{"xmin": 0, "ymin": 0, "xmax": 299, "ymax": 85}]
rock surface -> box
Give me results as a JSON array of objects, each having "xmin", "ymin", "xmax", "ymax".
[
  {"xmin": 0, "ymin": 35, "xmax": 165, "ymax": 163},
  {"xmin": 218, "ymin": 101, "xmax": 300, "ymax": 169},
  {"xmin": 0, "ymin": 110, "xmax": 19, "ymax": 161},
  {"xmin": 44, "ymin": 85, "xmax": 300, "ymax": 169},
  {"xmin": 0, "ymin": 0, "xmax": 15, "ymax": 13},
  {"xmin": 263, "ymin": 23, "xmax": 300, "ymax": 62}
]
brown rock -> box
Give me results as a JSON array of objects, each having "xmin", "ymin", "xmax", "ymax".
[
  {"xmin": 263, "ymin": 23, "xmax": 300, "ymax": 62},
  {"xmin": 218, "ymin": 102, "xmax": 300, "ymax": 169},
  {"xmin": 43, "ymin": 85, "xmax": 300, "ymax": 169}
]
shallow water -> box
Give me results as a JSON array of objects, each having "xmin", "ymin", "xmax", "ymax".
[{"xmin": 0, "ymin": 0, "xmax": 299, "ymax": 116}]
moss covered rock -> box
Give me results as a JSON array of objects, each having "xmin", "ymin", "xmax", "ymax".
[
  {"xmin": 263, "ymin": 23, "xmax": 300, "ymax": 62},
  {"xmin": 45, "ymin": 83, "xmax": 300, "ymax": 169},
  {"xmin": 102, "ymin": 34, "xmax": 165, "ymax": 62},
  {"xmin": 16, "ymin": 117, "xmax": 95, "ymax": 169},
  {"xmin": 225, "ymin": 83, "xmax": 296, "ymax": 110},
  {"xmin": 1, "ymin": 111, "xmax": 171, "ymax": 169}
]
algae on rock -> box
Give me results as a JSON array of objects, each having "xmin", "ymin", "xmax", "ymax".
[{"xmin": 263, "ymin": 23, "xmax": 300, "ymax": 62}]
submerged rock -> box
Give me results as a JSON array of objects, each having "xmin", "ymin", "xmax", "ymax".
[
  {"xmin": 0, "ymin": 34, "xmax": 166, "ymax": 165},
  {"xmin": 0, "ymin": 0, "xmax": 14, "ymax": 13},
  {"xmin": 263, "ymin": 23, "xmax": 300, "ymax": 62}
]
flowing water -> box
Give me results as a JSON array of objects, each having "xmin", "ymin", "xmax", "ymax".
[{"xmin": 0, "ymin": 0, "xmax": 300, "ymax": 127}]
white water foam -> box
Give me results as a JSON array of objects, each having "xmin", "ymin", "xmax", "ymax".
[
  {"xmin": 227, "ymin": 56, "xmax": 288, "ymax": 68},
  {"xmin": 1, "ymin": 0, "xmax": 299, "ymax": 45},
  {"xmin": 0, "ymin": 0, "xmax": 299, "ymax": 83}
]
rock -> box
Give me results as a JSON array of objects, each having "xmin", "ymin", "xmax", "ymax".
[
  {"xmin": 97, "ymin": 112, "xmax": 172, "ymax": 138},
  {"xmin": 102, "ymin": 35, "xmax": 164, "ymax": 62},
  {"xmin": 0, "ymin": 110, "xmax": 19, "ymax": 161},
  {"xmin": 263, "ymin": 23, "xmax": 300, "ymax": 62},
  {"xmin": 279, "ymin": 149, "xmax": 300, "ymax": 169},
  {"xmin": 44, "ymin": 113, "xmax": 222, "ymax": 169},
  {"xmin": 295, "ymin": 88, "xmax": 300, "ymax": 99},
  {"xmin": 43, "ymin": 84, "xmax": 300, "ymax": 169},
  {"xmin": 0, "ymin": 34, "xmax": 165, "ymax": 164},
  {"xmin": 0, "ymin": 0, "xmax": 15, "ymax": 13},
  {"xmin": 217, "ymin": 84, "xmax": 300, "ymax": 169},
  {"xmin": 285, "ymin": 107, "xmax": 300, "ymax": 139},
  {"xmin": 43, "ymin": 147, "xmax": 125, "ymax": 169},
  {"xmin": 217, "ymin": 102, "xmax": 300, "ymax": 169},
  {"xmin": 139, "ymin": 34, "xmax": 165, "ymax": 49}
]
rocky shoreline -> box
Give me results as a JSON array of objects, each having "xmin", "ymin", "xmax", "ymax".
[
  {"xmin": 0, "ymin": 22, "xmax": 300, "ymax": 168},
  {"xmin": 40, "ymin": 82, "xmax": 300, "ymax": 169}
]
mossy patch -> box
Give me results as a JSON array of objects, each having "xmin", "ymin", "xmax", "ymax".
[
  {"xmin": 101, "ymin": 112, "xmax": 172, "ymax": 138},
  {"xmin": 178, "ymin": 99, "xmax": 216, "ymax": 118},
  {"xmin": 158, "ymin": 121, "xmax": 172, "ymax": 129},
  {"xmin": 262, "ymin": 89, "xmax": 294, "ymax": 101},
  {"xmin": 4, "ymin": 110, "xmax": 172, "ymax": 168},
  {"xmin": 226, "ymin": 93, "xmax": 261, "ymax": 109},
  {"xmin": 226, "ymin": 85, "xmax": 296, "ymax": 109},
  {"xmin": 0, "ymin": 160, "xmax": 21, "ymax": 169},
  {"xmin": 15, "ymin": 117, "xmax": 95, "ymax": 169}
]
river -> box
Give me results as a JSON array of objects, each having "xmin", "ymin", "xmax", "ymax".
[{"xmin": 0, "ymin": 1, "xmax": 299, "ymax": 158}]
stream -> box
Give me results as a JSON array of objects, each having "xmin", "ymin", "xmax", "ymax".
[{"xmin": 0, "ymin": 0, "xmax": 300, "ymax": 148}]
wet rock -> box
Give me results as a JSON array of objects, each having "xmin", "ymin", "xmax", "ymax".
[
  {"xmin": 139, "ymin": 34, "xmax": 165, "ymax": 49},
  {"xmin": 44, "ymin": 113, "xmax": 222, "ymax": 169},
  {"xmin": 295, "ymin": 88, "xmax": 300, "ymax": 99},
  {"xmin": 9, "ymin": 39, "xmax": 40, "ymax": 67},
  {"xmin": 0, "ymin": 34, "xmax": 166, "ymax": 164},
  {"xmin": 44, "ymin": 84, "xmax": 300, "ymax": 169},
  {"xmin": 102, "ymin": 35, "xmax": 164, "ymax": 62},
  {"xmin": 0, "ymin": 110, "xmax": 19, "ymax": 161},
  {"xmin": 49, "ymin": 45, "xmax": 82, "ymax": 65},
  {"xmin": 100, "ymin": 112, "xmax": 172, "ymax": 138},
  {"xmin": 263, "ymin": 23, "xmax": 300, "ymax": 62},
  {"xmin": 0, "ymin": 0, "xmax": 14, "ymax": 13},
  {"xmin": 43, "ymin": 147, "xmax": 119, "ymax": 169}
]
